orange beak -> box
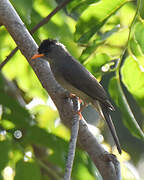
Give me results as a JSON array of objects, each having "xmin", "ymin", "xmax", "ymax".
[{"xmin": 31, "ymin": 53, "xmax": 44, "ymax": 60}]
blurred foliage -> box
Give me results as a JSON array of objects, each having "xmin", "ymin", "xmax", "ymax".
[{"xmin": 0, "ymin": 0, "xmax": 144, "ymax": 179}]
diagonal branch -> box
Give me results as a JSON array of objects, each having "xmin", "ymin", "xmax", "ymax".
[
  {"xmin": 0, "ymin": 0, "xmax": 121, "ymax": 179},
  {"xmin": 0, "ymin": 0, "xmax": 72, "ymax": 70},
  {"xmin": 30, "ymin": 0, "xmax": 72, "ymax": 34}
]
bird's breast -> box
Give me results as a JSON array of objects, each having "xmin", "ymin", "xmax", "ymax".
[{"xmin": 53, "ymin": 71, "xmax": 92, "ymax": 103}]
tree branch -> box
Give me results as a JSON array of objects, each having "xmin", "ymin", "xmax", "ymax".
[
  {"xmin": 0, "ymin": 0, "xmax": 72, "ymax": 70},
  {"xmin": 64, "ymin": 97, "xmax": 79, "ymax": 180},
  {"xmin": 0, "ymin": 0, "xmax": 121, "ymax": 179}
]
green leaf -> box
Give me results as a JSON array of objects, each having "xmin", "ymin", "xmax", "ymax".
[
  {"xmin": 121, "ymin": 56, "xmax": 144, "ymax": 105},
  {"xmin": 72, "ymin": 151, "xmax": 96, "ymax": 180},
  {"xmin": 139, "ymin": 0, "xmax": 144, "ymax": 19},
  {"xmin": 67, "ymin": 0, "xmax": 100, "ymax": 19},
  {"xmin": 72, "ymin": 163, "xmax": 95, "ymax": 180},
  {"xmin": 0, "ymin": 90, "xmax": 32, "ymax": 128},
  {"xmin": 79, "ymin": 26, "xmax": 119, "ymax": 63},
  {"xmin": 109, "ymin": 77, "xmax": 144, "ymax": 139},
  {"xmin": 14, "ymin": 160, "xmax": 41, "ymax": 180},
  {"xmin": 134, "ymin": 21, "xmax": 144, "ymax": 54},
  {"xmin": 129, "ymin": 38, "xmax": 143, "ymax": 58},
  {"xmin": 79, "ymin": 39, "xmax": 102, "ymax": 63},
  {"xmin": 75, "ymin": 0, "xmax": 128, "ymax": 43},
  {"xmin": 23, "ymin": 126, "xmax": 68, "ymax": 168},
  {"xmin": 85, "ymin": 53, "xmax": 110, "ymax": 79}
]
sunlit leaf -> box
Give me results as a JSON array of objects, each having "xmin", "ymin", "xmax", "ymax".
[
  {"xmin": 72, "ymin": 163, "xmax": 95, "ymax": 180},
  {"xmin": 75, "ymin": 0, "xmax": 128, "ymax": 43},
  {"xmin": 121, "ymin": 56, "xmax": 144, "ymax": 105},
  {"xmin": 85, "ymin": 53, "xmax": 110, "ymax": 79},
  {"xmin": 3, "ymin": 52, "xmax": 48, "ymax": 100},
  {"xmin": 67, "ymin": 0, "xmax": 100, "ymax": 19},
  {"xmin": 119, "ymin": 2, "xmax": 135, "ymax": 27},
  {"xmin": 79, "ymin": 26, "xmax": 119, "ymax": 63},
  {"xmin": 129, "ymin": 38, "xmax": 143, "ymax": 58},
  {"xmin": 79, "ymin": 39, "xmax": 103, "ymax": 63},
  {"xmin": 139, "ymin": 0, "xmax": 144, "ymax": 19},
  {"xmin": 134, "ymin": 21, "xmax": 144, "ymax": 54},
  {"xmin": 109, "ymin": 77, "xmax": 144, "ymax": 139},
  {"xmin": 74, "ymin": 154, "xmax": 102, "ymax": 180},
  {"xmin": 33, "ymin": 105, "xmax": 70, "ymax": 140}
]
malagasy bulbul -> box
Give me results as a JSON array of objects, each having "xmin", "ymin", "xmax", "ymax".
[{"xmin": 31, "ymin": 39, "xmax": 121, "ymax": 154}]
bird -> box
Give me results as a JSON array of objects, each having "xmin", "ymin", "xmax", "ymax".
[{"xmin": 31, "ymin": 39, "xmax": 121, "ymax": 154}]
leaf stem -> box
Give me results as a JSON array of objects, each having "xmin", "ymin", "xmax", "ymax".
[{"xmin": 116, "ymin": 0, "xmax": 141, "ymax": 79}]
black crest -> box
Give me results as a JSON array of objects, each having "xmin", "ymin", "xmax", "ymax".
[{"xmin": 38, "ymin": 39, "xmax": 57, "ymax": 54}]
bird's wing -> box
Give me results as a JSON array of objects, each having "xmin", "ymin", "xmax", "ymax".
[{"xmin": 60, "ymin": 55, "xmax": 111, "ymax": 107}]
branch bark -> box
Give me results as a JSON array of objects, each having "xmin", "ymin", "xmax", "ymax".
[
  {"xmin": 0, "ymin": 0, "xmax": 121, "ymax": 179},
  {"xmin": 64, "ymin": 97, "xmax": 79, "ymax": 180}
]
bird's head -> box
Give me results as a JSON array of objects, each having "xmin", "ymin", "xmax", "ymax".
[{"xmin": 31, "ymin": 39, "xmax": 67, "ymax": 62}]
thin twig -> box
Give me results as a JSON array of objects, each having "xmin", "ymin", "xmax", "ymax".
[
  {"xmin": 0, "ymin": 0, "xmax": 72, "ymax": 70},
  {"xmin": 30, "ymin": 0, "xmax": 71, "ymax": 34},
  {"xmin": 0, "ymin": 47, "xmax": 18, "ymax": 70},
  {"xmin": 64, "ymin": 97, "xmax": 79, "ymax": 180}
]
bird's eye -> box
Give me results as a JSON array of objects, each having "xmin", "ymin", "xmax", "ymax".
[{"xmin": 38, "ymin": 39, "xmax": 57, "ymax": 54}]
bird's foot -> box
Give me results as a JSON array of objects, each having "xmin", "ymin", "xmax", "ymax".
[
  {"xmin": 77, "ymin": 110, "xmax": 83, "ymax": 120},
  {"xmin": 69, "ymin": 93, "xmax": 76, "ymax": 98},
  {"xmin": 77, "ymin": 101, "xmax": 87, "ymax": 120},
  {"xmin": 70, "ymin": 93, "xmax": 84, "ymax": 105},
  {"xmin": 69, "ymin": 93, "xmax": 87, "ymax": 120}
]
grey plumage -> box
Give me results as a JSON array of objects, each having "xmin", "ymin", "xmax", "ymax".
[{"xmin": 37, "ymin": 39, "xmax": 121, "ymax": 154}]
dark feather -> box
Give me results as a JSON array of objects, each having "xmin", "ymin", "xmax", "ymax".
[
  {"xmin": 100, "ymin": 103, "xmax": 121, "ymax": 154},
  {"xmin": 59, "ymin": 54, "xmax": 113, "ymax": 109}
]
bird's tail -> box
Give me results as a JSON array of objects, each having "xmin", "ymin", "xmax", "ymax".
[
  {"xmin": 93, "ymin": 100, "xmax": 121, "ymax": 154},
  {"xmin": 100, "ymin": 103, "xmax": 121, "ymax": 154}
]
